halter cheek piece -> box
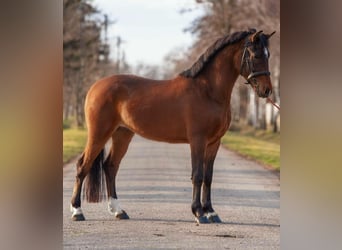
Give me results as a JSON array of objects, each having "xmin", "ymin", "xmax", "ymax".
[{"xmin": 240, "ymin": 39, "xmax": 270, "ymax": 85}]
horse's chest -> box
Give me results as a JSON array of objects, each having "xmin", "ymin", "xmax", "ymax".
[
  {"xmin": 208, "ymin": 110, "xmax": 231, "ymax": 139},
  {"xmin": 217, "ymin": 116, "xmax": 230, "ymax": 136}
]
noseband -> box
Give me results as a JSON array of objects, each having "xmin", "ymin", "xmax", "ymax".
[{"xmin": 240, "ymin": 39, "xmax": 270, "ymax": 85}]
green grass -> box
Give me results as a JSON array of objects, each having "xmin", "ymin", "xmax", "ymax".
[
  {"xmin": 221, "ymin": 128, "xmax": 280, "ymax": 170},
  {"xmin": 63, "ymin": 128, "xmax": 87, "ymax": 164}
]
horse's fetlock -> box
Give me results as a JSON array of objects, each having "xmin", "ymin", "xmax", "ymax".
[
  {"xmin": 202, "ymin": 203, "xmax": 214, "ymax": 213},
  {"xmin": 191, "ymin": 201, "xmax": 203, "ymax": 216}
]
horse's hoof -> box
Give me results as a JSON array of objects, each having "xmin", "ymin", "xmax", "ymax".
[
  {"xmin": 206, "ymin": 212, "xmax": 222, "ymax": 223},
  {"xmin": 196, "ymin": 215, "xmax": 210, "ymax": 224},
  {"xmin": 72, "ymin": 213, "xmax": 85, "ymax": 221},
  {"xmin": 115, "ymin": 210, "xmax": 129, "ymax": 220}
]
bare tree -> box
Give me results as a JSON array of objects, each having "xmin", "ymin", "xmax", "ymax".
[{"xmin": 63, "ymin": 0, "xmax": 113, "ymax": 127}]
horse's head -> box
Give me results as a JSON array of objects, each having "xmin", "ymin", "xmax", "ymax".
[{"xmin": 240, "ymin": 30, "xmax": 276, "ymax": 98}]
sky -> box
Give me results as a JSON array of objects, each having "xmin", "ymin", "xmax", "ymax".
[{"xmin": 92, "ymin": 0, "xmax": 203, "ymax": 66}]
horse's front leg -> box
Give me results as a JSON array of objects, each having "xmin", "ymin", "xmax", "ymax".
[
  {"xmin": 202, "ymin": 140, "xmax": 222, "ymax": 223},
  {"xmin": 190, "ymin": 140, "xmax": 209, "ymax": 224}
]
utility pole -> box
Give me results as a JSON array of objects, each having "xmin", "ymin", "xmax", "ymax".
[
  {"xmin": 115, "ymin": 36, "xmax": 126, "ymax": 73},
  {"xmin": 116, "ymin": 36, "xmax": 121, "ymax": 73},
  {"xmin": 103, "ymin": 14, "xmax": 109, "ymax": 63}
]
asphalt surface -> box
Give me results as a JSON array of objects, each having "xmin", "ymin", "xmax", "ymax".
[{"xmin": 63, "ymin": 135, "xmax": 279, "ymax": 249}]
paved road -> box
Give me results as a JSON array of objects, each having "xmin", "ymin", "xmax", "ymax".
[{"xmin": 63, "ymin": 136, "xmax": 279, "ymax": 249}]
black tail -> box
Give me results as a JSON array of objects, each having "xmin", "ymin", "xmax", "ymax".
[{"xmin": 83, "ymin": 149, "xmax": 106, "ymax": 203}]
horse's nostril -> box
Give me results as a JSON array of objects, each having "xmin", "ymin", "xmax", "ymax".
[{"xmin": 265, "ymin": 88, "xmax": 271, "ymax": 96}]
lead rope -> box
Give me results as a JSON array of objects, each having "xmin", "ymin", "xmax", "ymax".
[{"xmin": 266, "ymin": 96, "xmax": 280, "ymax": 111}]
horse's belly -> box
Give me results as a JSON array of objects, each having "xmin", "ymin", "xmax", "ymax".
[
  {"xmin": 120, "ymin": 108, "xmax": 188, "ymax": 143},
  {"xmin": 136, "ymin": 129, "xmax": 188, "ymax": 143},
  {"xmin": 122, "ymin": 123, "xmax": 189, "ymax": 143}
]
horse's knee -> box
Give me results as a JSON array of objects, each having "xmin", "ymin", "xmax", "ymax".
[
  {"xmin": 191, "ymin": 172, "xmax": 203, "ymax": 185},
  {"xmin": 192, "ymin": 179, "xmax": 203, "ymax": 186}
]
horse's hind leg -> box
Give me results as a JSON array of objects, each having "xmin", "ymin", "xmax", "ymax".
[
  {"xmin": 70, "ymin": 117, "xmax": 117, "ymax": 221},
  {"xmin": 103, "ymin": 127, "xmax": 134, "ymax": 219},
  {"xmin": 202, "ymin": 140, "xmax": 222, "ymax": 223},
  {"xmin": 70, "ymin": 149, "xmax": 101, "ymax": 221}
]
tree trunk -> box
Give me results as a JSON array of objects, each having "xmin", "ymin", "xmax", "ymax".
[
  {"xmin": 259, "ymin": 101, "xmax": 266, "ymax": 130},
  {"xmin": 74, "ymin": 70, "xmax": 85, "ymax": 128},
  {"xmin": 239, "ymin": 85, "xmax": 249, "ymax": 125},
  {"xmin": 254, "ymin": 93, "xmax": 259, "ymax": 128}
]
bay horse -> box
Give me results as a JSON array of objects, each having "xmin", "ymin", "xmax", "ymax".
[{"xmin": 70, "ymin": 29, "xmax": 276, "ymax": 224}]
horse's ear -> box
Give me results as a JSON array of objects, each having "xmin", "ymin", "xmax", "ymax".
[
  {"xmin": 266, "ymin": 31, "xmax": 276, "ymax": 39},
  {"xmin": 250, "ymin": 30, "xmax": 263, "ymax": 43}
]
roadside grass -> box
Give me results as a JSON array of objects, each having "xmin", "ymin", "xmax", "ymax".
[
  {"xmin": 221, "ymin": 127, "xmax": 280, "ymax": 170},
  {"xmin": 63, "ymin": 128, "xmax": 87, "ymax": 164}
]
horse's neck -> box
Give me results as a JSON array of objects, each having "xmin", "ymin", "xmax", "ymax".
[{"xmin": 197, "ymin": 44, "xmax": 241, "ymax": 105}]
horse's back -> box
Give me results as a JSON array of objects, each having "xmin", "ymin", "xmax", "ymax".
[
  {"xmin": 85, "ymin": 74, "xmax": 159, "ymax": 106},
  {"xmin": 93, "ymin": 74, "xmax": 164, "ymax": 89}
]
